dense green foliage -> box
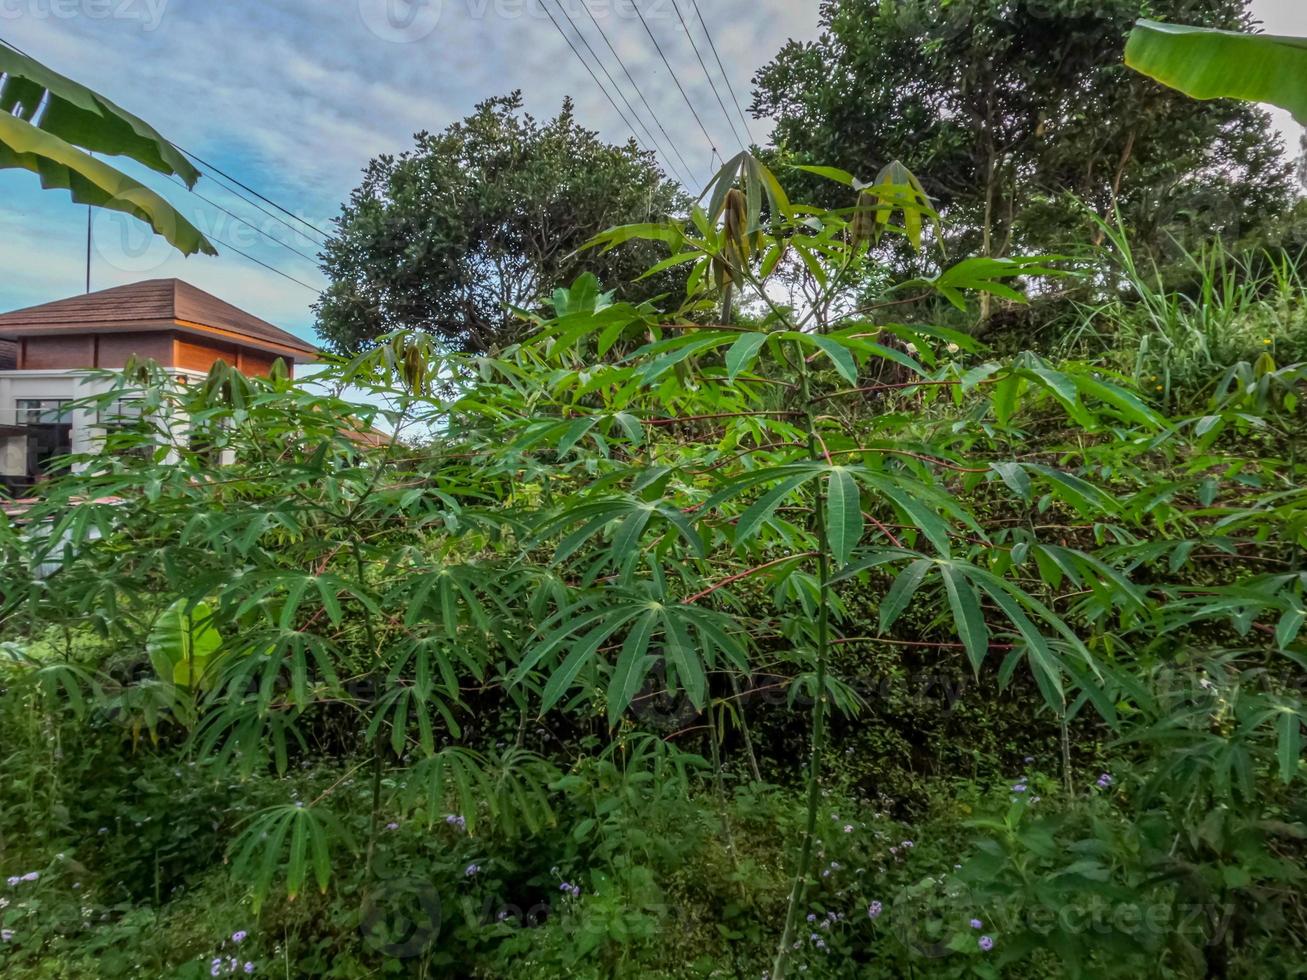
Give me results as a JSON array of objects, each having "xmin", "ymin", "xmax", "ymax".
[
  {"xmin": 314, "ymin": 93, "xmax": 690, "ymax": 355},
  {"xmin": 2, "ymin": 154, "xmax": 1305, "ymax": 978},
  {"xmin": 752, "ymin": 0, "xmax": 1294, "ymax": 265}
]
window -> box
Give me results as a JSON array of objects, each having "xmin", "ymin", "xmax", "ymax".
[
  {"xmin": 16, "ymin": 398, "xmax": 71, "ymax": 425},
  {"xmin": 15, "ymin": 398, "xmax": 73, "ymax": 482}
]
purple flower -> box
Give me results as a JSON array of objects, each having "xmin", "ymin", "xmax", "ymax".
[
  {"xmin": 243, "ymin": 964, "xmax": 255, "ymax": 975},
  {"xmin": 385, "ymin": 822, "xmax": 400, "ymax": 831},
  {"xmin": 900, "ymin": 840, "xmax": 914, "ymax": 849},
  {"xmin": 1, "ymin": 929, "xmax": 13, "ymax": 942},
  {"xmin": 445, "ymin": 814, "xmax": 466, "ymax": 830},
  {"xmin": 4, "ymin": 877, "xmax": 17, "ymax": 887},
  {"xmin": 464, "ymin": 863, "xmax": 481, "ymax": 877},
  {"xmin": 970, "ymin": 918, "xmax": 983, "ymax": 929},
  {"xmin": 979, "ymin": 935, "xmax": 995, "ymax": 952},
  {"xmin": 559, "ymin": 882, "xmax": 574, "ymax": 893},
  {"xmin": 231, "ymin": 931, "xmax": 248, "ymax": 944},
  {"xmin": 1012, "ymin": 782, "xmax": 1027, "ymax": 793},
  {"xmin": 806, "ymin": 913, "xmax": 816, "ymax": 923},
  {"xmin": 569, "ymin": 884, "xmax": 581, "ymax": 897},
  {"xmin": 19, "ymin": 872, "xmax": 38, "ymax": 883},
  {"xmin": 868, "ymin": 901, "xmax": 883, "ymax": 920},
  {"xmin": 210, "ymin": 960, "xmax": 223, "ymax": 978},
  {"xmin": 1023, "ymin": 756, "xmax": 1034, "ymax": 764}
]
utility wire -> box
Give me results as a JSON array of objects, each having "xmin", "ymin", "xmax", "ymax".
[
  {"xmin": 185, "ymin": 168, "xmax": 331, "ymax": 249},
  {"xmin": 576, "ymin": 3, "xmax": 699, "ymax": 188},
  {"xmin": 167, "ymin": 176, "xmax": 322, "ymax": 266},
  {"xmin": 545, "ymin": 0, "xmax": 694, "ymax": 189},
  {"xmin": 206, "ymin": 230, "xmax": 323, "ymax": 295},
  {"xmin": 689, "ymin": 0, "xmax": 757, "ymax": 147},
  {"xmin": 630, "ymin": 0, "xmax": 723, "ymax": 186},
  {"xmin": 537, "ymin": 1, "xmax": 671, "ymax": 180},
  {"xmin": 172, "ymin": 146, "xmax": 333, "ymax": 242},
  {"xmin": 670, "ymin": 0, "xmax": 750, "ymax": 153}
]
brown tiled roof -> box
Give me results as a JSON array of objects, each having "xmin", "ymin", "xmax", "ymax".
[{"xmin": 0, "ymin": 279, "xmax": 319, "ymax": 358}]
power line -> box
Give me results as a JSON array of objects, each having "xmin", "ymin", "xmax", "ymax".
[
  {"xmin": 576, "ymin": 2, "xmax": 700, "ymax": 188},
  {"xmin": 206, "ymin": 230, "xmax": 323, "ymax": 295},
  {"xmin": 189, "ymin": 168, "xmax": 331, "ymax": 249},
  {"xmin": 670, "ymin": 0, "xmax": 750, "ymax": 153},
  {"xmin": 537, "ymin": 0, "xmax": 677, "ymax": 185},
  {"xmin": 172, "ymin": 146, "xmax": 334, "ymax": 243},
  {"xmin": 167, "ymin": 176, "xmax": 323, "ymax": 266},
  {"xmin": 689, "ymin": 0, "xmax": 757, "ymax": 147},
  {"xmin": 630, "ymin": 0, "xmax": 724, "ymax": 185},
  {"xmin": 545, "ymin": 0, "xmax": 694, "ymax": 188}
]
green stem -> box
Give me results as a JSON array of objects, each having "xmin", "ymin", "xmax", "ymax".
[
  {"xmin": 355, "ymin": 537, "xmax": 385, "ymax": 881},
  {"xmin": 772, "ymin": 342, "xmax": 833, "ymax": 980}
]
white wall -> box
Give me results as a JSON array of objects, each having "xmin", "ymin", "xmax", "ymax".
[{"xmin": 0, "ymin": 369, "xmax": 201, "ymax": 480}]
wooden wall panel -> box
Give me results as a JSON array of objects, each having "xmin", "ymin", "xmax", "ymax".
[
  {"xmin": 174, "ymin": 336, "xmax": 239, "ymax": 374},
  {"xmin": 94, "ymin": 332, "xmax": 174, "ymax": 368},
  {"xmin": 19, "ymin": 335, "xmax": 95, "ymax": 370},
  {"xmin": 236, "ymin": 350, "xmax": 279, "ymax": 377}
]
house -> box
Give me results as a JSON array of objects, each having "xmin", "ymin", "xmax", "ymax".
[{"xmin": 0, "ymin": 279, "xmax": 318, "ymax": 493}]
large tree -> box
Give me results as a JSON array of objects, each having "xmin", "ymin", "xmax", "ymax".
[
  {"xmin": 316, "ymin": 93, "xmax": 688, "ymax": 354},
  {"xmin": 752, "ymin": 0, "xmax": 1294, "ymax": 274}
]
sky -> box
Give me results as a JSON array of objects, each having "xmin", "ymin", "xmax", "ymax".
[{"xmin": 0, "ymin": 0, "xmax": 1302, "ymax": 347}]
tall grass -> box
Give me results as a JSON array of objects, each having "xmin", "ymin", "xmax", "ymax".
[{"xmin": 1060, "ymin": 222, "xmax": 1307, "ymax": 404}]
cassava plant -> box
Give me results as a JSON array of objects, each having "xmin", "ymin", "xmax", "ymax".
[{"xmin": 2, "ymin": 151, "xmax": 1305, "ymax": 978}]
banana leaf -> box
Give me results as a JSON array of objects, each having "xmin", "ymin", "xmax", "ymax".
[
  {"xmin": 0, "ymin": 112, "xmax": 216, "ymax": 257},
  {"xmin": 1125, "ymin": 19, "xmax": 1307, "ymax": 126}
]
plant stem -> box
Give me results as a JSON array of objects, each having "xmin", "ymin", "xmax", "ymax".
[{"xmin": 772, "ymin": 341, "xmax": 833, "ymax": 980}]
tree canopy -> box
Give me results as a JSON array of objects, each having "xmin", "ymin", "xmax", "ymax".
[
  {"xmin": 752, "ymin": 0, "xmax": 1294, "ymax": 267},
  {"xmin": 314, "ymin": 93, "xmax": 689, "ymax": 354}
]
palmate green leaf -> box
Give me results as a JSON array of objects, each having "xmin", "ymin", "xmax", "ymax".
[
  {"xmin": 581, "ymin": 220, "xmax": 686, "ymax": 254},
  {"xmin": 879, "ymin": 558, "xmax": 933, "ymax": 632},
  {"xmin": 991, "ymin": 373, "xmax": 1024, "ymax": 427},
  {"xmin": 517, "ymin": 592, "xmax": 745, "ymax": 721},
  {"xmin": 403, "ymin": 747, "xmax": 496, "ymax": 833},
  {"xmin": 539, "ymin": 619, "xmax": 621, "ymax": 715},
  {"xmin": 734, "ymin": 470, "xmax": 821, "ymax": 547},
  {"xmin": 940, "ymin": 564, "xmax": 989, "ymax": 673},
  {"xmin": 726, "ymin": 332, "xmax": 769, "ymax": 381},
  {"xmin": 229, "ymin": 804, "xmax": 347, "ymax": 912},
  {"xmin": 608, "ymin": 610, "xmax": 658, "ymax": 725},
  {"xmin": 990, "ymin": 461, "xmax": 1032, "ymax": 503},
  {"xmin": 783, "ymin": 331, "xmax": 860, "ymax": 384},
  {"xmin": 1126, "ymin": 19, "xmax": 1307, "ymax": 125},
  {"xmin": 825, "ymin": 468, "xmax": 863, "ymax": 568},
  {"xmin": 1278, "ymin": 709, "xmax": 1303, "ymax": 784},
  {"xmin": 1028, "ymin": 465, "xmax": 1120, "ymax": 516},
  {"xmin": 0, "ymin": 111, "xmax": 215, "ymax": 257},
  {"xmin": 790, "ymin": 164, "xmax": 856, "ymax": 186}
]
